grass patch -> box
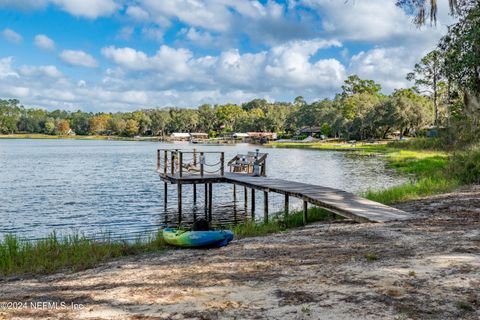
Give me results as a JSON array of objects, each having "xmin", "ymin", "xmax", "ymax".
[
  {"xmin": 269, "ymin": 140, "xmax": 391, "ymax": 153},
  {"xmin": 232, "ymin": 207, "xmax": 335, "ymax": 239},
  {"xmin": 387, "ymin": 137, "xmax": 449, "ymax": 151},
  {"xmin": 0, "ymin": 232, "xmax": 167, "ymax": 277},
  {"xmin": 365, "ymin": 253, "xmax": 379, "ymax": 262},
  {"xmin": 1, "ymin": 208, "xmax": 336, "ymax": 277},
  {"xmin": 364, "ymin": 177, "xmax": 459, "ymax": 204},
  {"xmin": 272, "ymin": 139, "xmax": 461, "ymax": 205}
]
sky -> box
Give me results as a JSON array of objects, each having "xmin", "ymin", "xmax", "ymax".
[{"xmin": 0, "ymin": 0, "xmax": 454, "ymax": 112}]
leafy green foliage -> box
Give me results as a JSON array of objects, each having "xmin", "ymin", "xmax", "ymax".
[
  {"xmin": 450, "ymin": 145, "xmax": 480, "ymax": 184},
  {"xmin": 0, "ymin": 75, "xmax": 438, "ymax": 140}
]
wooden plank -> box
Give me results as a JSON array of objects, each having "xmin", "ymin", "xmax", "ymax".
[{"xmin": 223, "ymin": 173, "xmax": 412, "ymax": 223}]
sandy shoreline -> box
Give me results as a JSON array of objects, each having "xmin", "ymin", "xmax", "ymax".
[{"xmin": 1, "ymin": 187, "xmax": 479, "ymax": 320}]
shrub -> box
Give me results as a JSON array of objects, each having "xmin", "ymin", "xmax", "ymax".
[{"xmin": 450, "ymin": 145, "xmax": 480, "ymax": 184}]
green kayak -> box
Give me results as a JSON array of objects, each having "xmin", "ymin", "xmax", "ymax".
[{"xmin": 162, "ymin": 228, "xmax": 234, "ymax": 248}]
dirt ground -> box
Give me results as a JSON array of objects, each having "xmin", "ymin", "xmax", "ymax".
[{"xmin": 1, "ymin": 187, "xmax": 479, "ymax": 320}]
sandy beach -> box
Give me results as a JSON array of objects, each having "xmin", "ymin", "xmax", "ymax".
[{"xmin": 1, "ymin": 187, "xmax": 479, "ymax": 320}]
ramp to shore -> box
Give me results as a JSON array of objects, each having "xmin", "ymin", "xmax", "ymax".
[{"xmin": 224, "ymin": 173, "xmax": 412, "ymax": 223}]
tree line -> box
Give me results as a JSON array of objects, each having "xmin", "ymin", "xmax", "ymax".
[
  {"xmin": 0, "ymin": 73, "xmax": 442, "ymax": 140},
  {"xmin": 1, "ymin": 2, "xmax": 479, "ymax": 143}
]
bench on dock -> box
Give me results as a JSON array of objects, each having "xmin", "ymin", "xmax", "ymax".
[{"xmin": 227, "ymin": 151, "xmax": 267, "ymax": 176}]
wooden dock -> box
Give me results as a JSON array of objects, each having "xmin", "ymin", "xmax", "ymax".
[{"xmin": 157, "ymin": 149, "xmax": 412, "ymax": 224}]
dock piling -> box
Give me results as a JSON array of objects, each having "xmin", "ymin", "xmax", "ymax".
[
  {"xmin": 264, "ymin": 191, "xmax": 268, "ymax": 223},
  {"xmin": 284, "ymin": 194, "xmax": 289, "ymax": 218},
  {"xmin": 163, "ymin": 150, "xmax": 167, "ymax": 175},
  {"xmin": 164, "ymin": 182, "xmax": 168, "ymax": 209},
  {"xmin": 193, "ymin": 183, "xmax": 197, "ymax": 203},
  {"xmin": 208, "ymin": 183, "xmax": 213, "ymax": 221},
  {"xmin": 179, "ymin": 152, "xmax": 183, "ymax": 177},
  {"xmin": 178, "ymin": 184, "xmax": 182, "ymax": 224},
  {"xmin": 251, "ymin": 188, "xmax": 255, "ymax": 220},
  {"xmin": 204, "ymin": 183, "xmax": 208, "ymax": 219},
  {"xmin": 303, "ymin": 201, "xmax": 308, "ymax": 225},
  {"xmin": 244, "ymin": 186, "xmax": 248, "ymax": 219},
  {"xmin": 200, "ymin": 152, "xmax": 204, "ymax": 177},
  {"xmin": 220, "ymin": 152, "xmax": 225, "ymax": 176}
]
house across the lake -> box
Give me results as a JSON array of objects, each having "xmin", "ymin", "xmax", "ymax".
[
  {"xmin": 190, "ymin": 132, "xmax": 209, "ymax": 142},
  {"xmin": 247, "ymin": 132, "xmax": 277, "ymax": 141},
  {"xmin": 170, "ymin": 132, "xmax": 209, "ymax": 142},
  {"xmin": 170, "ymin": 132, "xmax": 191, "ymax": 141}
]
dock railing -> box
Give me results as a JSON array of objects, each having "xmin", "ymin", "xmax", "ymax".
[{"xmin": 157, "ymin": 149, "xmax": 225, "ymax": 177}]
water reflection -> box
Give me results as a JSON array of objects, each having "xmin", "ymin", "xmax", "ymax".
[{"xmin": 0, "ymin": 139, "xmax": 406, "ymax": 240}]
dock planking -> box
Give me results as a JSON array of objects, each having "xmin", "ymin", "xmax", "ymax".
[{"xmin": 158, "ymin": 171, "xmax": 412, "ymax": 223}]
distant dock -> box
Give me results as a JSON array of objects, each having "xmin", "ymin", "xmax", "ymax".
[{"xmin": 157, "ymin": 149, "xmax": 412, "ymax": 225}]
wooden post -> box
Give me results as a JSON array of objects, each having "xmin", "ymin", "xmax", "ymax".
[
  {"xmin": 204, "ymin": 183, "xmax": 208, "ymax": 219},
  {"xmin": 171, "ymin": 152, "xmax": 175, "ymax": 175},
  {"xmin": 303, "ymin": 201, "xmax": 308, "ymax": 225},
  {"xmin": 156, "ymin": 149, "xmax": 160, "ymax": 171},
  {"xmin": 264, "ymin": 191, "xmax": 268, "ymax": 223},
  {"xmin": 164, "ymin": 150, "xmax": 167, "ymax": 175},
  {"xmin": 220, "ymin": 152, "xmax": 225, "ymax": 176},
  {"xmin": 193, "ymin": 183, "xmax": 197, "ymax": 203},
  {"xmin": 208, "ymin": 183, "xmax": 213, "ymax": 221},
  {"xmin": 244, "ymin": 186, "xmax": 248, "ymax": 218},
  {"xmin": 251, "ymin": 188, "xmax": 255, "ymax": 220},
  {"xmin": 178, "ymin": 184, "xmax": 182, "ymax": 224},
  {"xmin": 233, "ymin": 184, "xmax": 237, "ymax": 202},
  {"xmin": 284, "ymin": 194, "xmax": 289, "ymax": 217},
  {"xmin": 179, "ymin": 152, "xmax": 183, "ymax": 177},
  {"xmin": 164, "ymin": 182, "xmax": 168, "ymax": 209},
  {"xmin": 200, "ymin": 152, "xmax": 204, "ymax": 177},
  {"xmin": 233, "ymin": 184, "xmax": 237, "ymax": 222},
  {"xmin": 193, "ymin": 148, "xmax": 197, "ymax": 166}
]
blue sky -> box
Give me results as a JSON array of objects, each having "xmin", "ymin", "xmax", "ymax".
[{"xmin": 0, "ymin": 0, "xmax": 452, "ymax": 111}]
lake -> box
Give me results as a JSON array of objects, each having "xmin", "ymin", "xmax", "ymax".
[{"xmin": 0, "ymin": 139, "xmax": 405, "ymax": 240}]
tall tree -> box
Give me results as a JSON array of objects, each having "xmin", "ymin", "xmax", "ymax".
[{"xmin": 407, "ymin": 50, "xmax": 443, "ymax": 126}]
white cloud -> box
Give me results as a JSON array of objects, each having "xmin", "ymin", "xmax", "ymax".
[
  {"xmin": 51, "ymin": 0, "xmax": 118, "ymax": 19},
  {"xmin": 183, "ymin": 28, "xmax": 214, "ymax": 46},
  {"xmin": 126, "ymin": 5, "xmax": 149, "ymax": 21},
  {"xmin": 135, "ymin": 0, "xmax": 232, "ymax": 32},
  {"xmin": 0, "ymin": 57, "xmax": 19, "ymax": 79},
  {"xmin": 1, "ymin": 28, "xmax": 23, "ymax": 44},
  {"xmin": 101, "ymin": 39, "xmax": 345, "ymax": 98},
  {"xmin": 0, "ymin": 0, "xmax": 117, "ymax": 18},
  {"xmin": 19, "ymin": 65, "xmax": 62, "ymax": 78},
  {"xmin": 0, "ymin": 0, "xmax": 47, "ymax": 10},
  {"xmin": 59, "ymin": 50, "xmax": 98, "ymax": 68},
  {"xmin": 141, "ymin": 27, "xmax": 164, "ymax": 41},
  {"xmin": 101, "ymin": 46, "xmax": 149, "ymax": 70},
  {"xmin": 117, "ymin": 27, "xmax": 134, "ymax": 40},
  {"xmin": 34, "ymin": 34, "xmax": 55, "ymax": 50}
]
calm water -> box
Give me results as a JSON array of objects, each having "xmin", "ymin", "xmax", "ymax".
[{"xmin": 0, "ymin": 139, "xmax": 405, "ymax": 240}]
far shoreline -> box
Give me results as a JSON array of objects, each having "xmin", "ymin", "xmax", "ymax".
[{"xmin": 0, "ymin": 133, "xmax": 162, "ymax": 142}]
